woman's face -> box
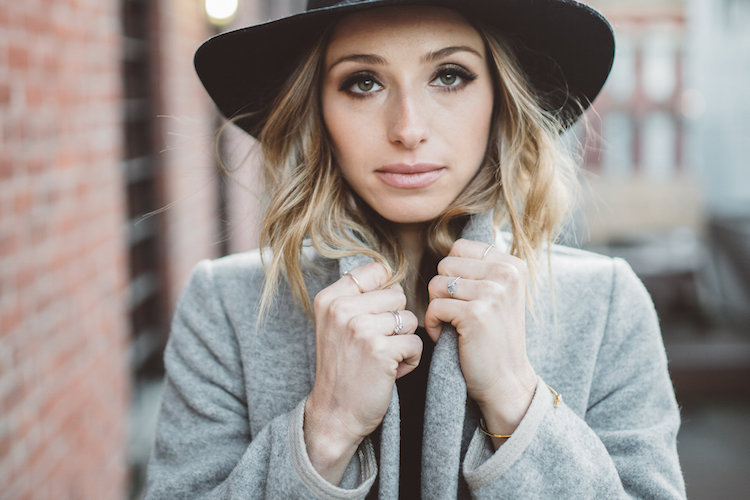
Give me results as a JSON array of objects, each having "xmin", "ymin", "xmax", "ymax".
[{"xmin": 321, "ymin": 6, "xmax": 495, "ymax": 225}]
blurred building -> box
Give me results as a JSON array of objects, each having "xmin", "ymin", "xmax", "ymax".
[
  {"xmin": 584, "ymin": 2, "xmax": 750, "ymax": 496},
  {"xmin": 584, "ymin": 0, "xmax": 699, "ymax": 243},
  {"xmin": 0, "ymin": 0, "xmax": 303, "ymax": 498},
  {"xmin": 583, "ymin": 0, "xmax": 750, "ymax": 387}
]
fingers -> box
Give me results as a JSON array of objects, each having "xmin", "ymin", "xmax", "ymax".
[
  {"xmin": 428, "ymin": 275, "xmax": 501, "ymax": 302},
  {"xmin": 423, "ymin": 297, "xmax": 464, "ymax": 343},
  {"xmin": 336, "ymin": 262, "xmax": 391, "ymax": 295},
  {"xmin": 315, "ymin": 263, "xmax": 404, "ymax": 319},
  {"xmin": 349, "ymin": 309, "xmax": 418, "ymax": 337},
  {"xmin": 388, "ymin": 333, "xmax": 424, "ymax": 379},
  {"xmin": 449, "ymin": 238, "xmax": 496, "ymax": 259}
]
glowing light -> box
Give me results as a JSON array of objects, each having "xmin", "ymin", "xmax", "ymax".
[{"xmin": 205, "ymin": 0, "xmax": 238, "ymax": 25}]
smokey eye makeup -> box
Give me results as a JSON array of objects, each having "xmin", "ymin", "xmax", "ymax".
[
  {"xmin": 337, "ymin": 62, "xmax": 480, "ymax": 98},
  {"xmin": 429, "ymin": 64, "xmax": 478, "ymax": 90},
  {"xmin": 339, "ymin": 71, "xmax": 383, "ymax": 96}
]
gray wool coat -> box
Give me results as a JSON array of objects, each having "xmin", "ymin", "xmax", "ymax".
[{"xmin": 145, "ymin": 212, "xmax": 686, "ymax": 499}]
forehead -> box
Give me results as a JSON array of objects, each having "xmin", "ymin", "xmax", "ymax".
[{"xmin": 325, "ymin": 6, "xmax": 485, "ymax": 59}]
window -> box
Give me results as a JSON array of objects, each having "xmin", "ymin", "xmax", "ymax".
[
  {"xmin": 642, "ymin": 112, "xmax": 676, "ymax": 179},
  {"xmin": 603, "ymin": 112, "xmax": 635, "ymax": 179}
]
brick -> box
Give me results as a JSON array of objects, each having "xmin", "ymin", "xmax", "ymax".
[
  {"xmin": 0, "ymin": 227, "xmax": 20, "ymax": 256},
  {"xmin": 13, "ymin": 189, "xmax": 33, "ymax": 214},
  {"xmin": 8, "ymin": 43, "xmax": 28, "ymax": 71},
  {"xmin": 0, "ymin": 83, "xmax": 10, "ymax": 106},
  {"xmin": 0, "ymin": 300, "xmax": 23, "ymax": 336},
  {"xmin": 25, "ymin": 84, "xmax": 45, "ymax": 108},
  {"xmin": 23, "ymin": 11, "xmax": 47, "ymax": 36},
  {"xmin": 0, "ymin": 432, "xmax": 10, "ymax": 463},
  {"xmin": 1, "ymin": 381, "xmax": 24, "ymax": 416}
]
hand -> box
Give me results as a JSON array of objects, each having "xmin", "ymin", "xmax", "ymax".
[
  {"xmin": 304, "ymin": 262, "xmax": 422, "ymax": 483},
  {"xmin": 424, "ymin": 239, "xmax": 537, "ymax": 437}
]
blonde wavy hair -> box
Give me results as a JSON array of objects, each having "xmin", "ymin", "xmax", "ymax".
[{"xmin": 226, "ymin": 20, "xmax": 582, "ymax": 318}]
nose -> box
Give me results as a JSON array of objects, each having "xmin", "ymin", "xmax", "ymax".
[{"xmin": 387, "ymin": 91, "xmax": 428, "ymax": 149}]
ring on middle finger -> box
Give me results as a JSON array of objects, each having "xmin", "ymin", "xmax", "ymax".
[
  {"xmin": 448, "ymin": 276, "xmax": 461, "ymax": 298},
  {"xmin": 390, "ymin": 310, "xmax": 404, "ymax": 335}
]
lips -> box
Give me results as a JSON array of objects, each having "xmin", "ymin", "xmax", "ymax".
[{"xmin": 375, "ymin": 163, "xmax": 445, "ymax": 189}]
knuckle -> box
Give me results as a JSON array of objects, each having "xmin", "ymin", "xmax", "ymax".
[
  {"xmin": 366, "ymin": 261, "xmax": 389, "ymax": 282},
  {"xmin": 478, "ymin": 279, "xmax": 499, "ymax": 296},
  {"xmin": 427, "ymin": 276, "xmax": 440, "ymax": 296},
  {"xmin": 348, "ymin": 314, "xmax": 366, "ymax": 335},
  {"xmin": 465, "ymin": 302, "xmax": 485, "ymax": 323},
  {"xmin": 437, "ymin": 258, "xmax": 451, "ymax": 276},
  {"xmin": 404, "ymin": 311, "xmax": 419, "ymax": 332},
  {"xmin": 369, "ymin": 337, "xmax": 387, "ymax": 359},
  {"xmin": 389, "ymin": 285, "xmax": 406, "ymax": 301},
  {"xmin": 505, "ymin": 261, "xmax": 525, "ymax": 283},
  {"xmin": 328, "ymin": 296, "xmax": 351, "ymax": 323},
  {"xmin": 451, "ymin": 238, "xmax": 467, "ymax": 254},
  {"xmin": 313, "ymin": 289, "xmax": 331, "ymax": 312}
]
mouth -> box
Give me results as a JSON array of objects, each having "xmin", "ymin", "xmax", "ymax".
[{"xmin": 375, "ymin": 163, "xmax": 445, "ymax": 189}]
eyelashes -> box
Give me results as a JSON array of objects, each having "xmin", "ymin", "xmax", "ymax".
[
  {"xmin": 338, "ymin": 64, "xmax": 479, "ymax": 98},
  {"xmin": 430, "ymin": 64, "xmax": 478, "ymax": 90},
  {"xmin": 339, "ymin": 71, "xmax": 384, "ymax": 95}
]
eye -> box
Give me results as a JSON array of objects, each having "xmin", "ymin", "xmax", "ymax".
[
  {"xmin": 340, "ymin": 72, "xmax": 384, "ymax": 96},
  {"xmin": 354, "ymin": 78, "xmax": 380, "ymax": 93},
  {"xmin": 435, "ymin": 72, "xmax": 460, "ymax": 87},
  {"xmin": 430, "ymin": 65, "xmax": 478, "ymax": 90}
]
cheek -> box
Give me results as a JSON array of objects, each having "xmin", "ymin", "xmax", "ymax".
[
  {"xmin": 465, "ymin": 86, "xmax": 494, "ymax": 142},
  {"xmin": 322, "ymin": 96, "xmax": 361, "ymax": 165}
]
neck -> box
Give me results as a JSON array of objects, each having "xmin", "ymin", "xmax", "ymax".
[
  {"xmin": 394, "ymin": 222, "xmax": 427, "ymax": 268},
  {"xmin": 394, "ymin": 222, "xmax": 429, "ymax": 325}
]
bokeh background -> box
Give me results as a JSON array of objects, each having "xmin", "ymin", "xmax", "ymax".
[{"xmin": 1, "ymin": 0, "xmax": 748, "ymax": 498}]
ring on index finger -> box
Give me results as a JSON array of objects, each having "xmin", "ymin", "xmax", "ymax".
[
  {"xmin": 448, "ymin": 276, "xmax": 461, "ymax": 298},
  {"xmin": 344, "ymin": 271, "xmax": 365, "ymax": 293},
  {"xmin": 390, "ymin": 310, "xmax": 404, "ymax": 335}
]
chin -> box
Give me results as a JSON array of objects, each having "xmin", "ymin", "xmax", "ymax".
[{"xmin": 374, "ymin": 204, "xmax": 446, "ymax": 225}]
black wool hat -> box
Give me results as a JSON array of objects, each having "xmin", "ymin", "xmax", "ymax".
[{"xmin": 194, "ymin": 0, "xmax": 615, "ymax": 137}]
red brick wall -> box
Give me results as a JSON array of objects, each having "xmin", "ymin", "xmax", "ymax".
[
  {"xmin": 0, "ymin": 0, "xmax": 308, "ymax": 496},
  {"xmin": 0, "ymin": 0, "xmax": 130, "ymax": 497},
  {"xmin": 219, "ymin": 0, "xmax": 305, "ymax": 255},
  {"xmin": 157, "ymin": 0, "xmax": 218, "ymax": 304}
]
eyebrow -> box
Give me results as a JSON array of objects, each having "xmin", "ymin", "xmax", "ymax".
[
  {"xmin": 327, "ymin": 45, "xmax": 482, "ymax": 71},
  {"xmin": 422, "ymin": 45, "xmax": 483, "ymax": 63}
]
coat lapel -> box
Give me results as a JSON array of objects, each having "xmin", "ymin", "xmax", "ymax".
[
  {"xmin": 336, "ymin": 212, "xmax": 496, "ymax": 498},
  {"xmin": 338, "ymin": 252, "xmax": 401, "ymax": 498},
  {"xmin": 421, "ymin": 212, "xmax": 495, "ymax": 498}
]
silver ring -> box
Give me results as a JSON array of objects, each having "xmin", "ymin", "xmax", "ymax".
[
  {"xmin": 481, "ymin": 243, "xmax": 495, "ymax": 260},
  {"xmin": 448, "ymin": 276, "xmax": 461, "ymax": 298},
  {"xmin": 390, "ymin": 310, "xmax": 404, "ymax": 335},
  {"xmin": 344, "ymin": 272, "xmax": 365, "ymax": 293}
]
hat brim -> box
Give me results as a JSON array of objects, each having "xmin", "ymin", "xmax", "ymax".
[{"xmin": 194, "ymin": 0, "xmax": 614, "ymax": 136}]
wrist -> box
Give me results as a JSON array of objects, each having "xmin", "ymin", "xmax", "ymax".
[
  {"xmin": 476, "ymin": 370, "xmax": 537, "ymax": 437},
  {"xmin": 303, "ymin": 396, "xmax": 364, "ymax": 484}
]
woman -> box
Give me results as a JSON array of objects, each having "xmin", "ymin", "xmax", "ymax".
[{"xmin": 147, "ymin": 1, "xmax": 686, "ymax": 498}]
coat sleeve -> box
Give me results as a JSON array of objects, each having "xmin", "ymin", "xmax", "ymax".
[
  {"xmin": 145, "ymin": 260, "xmax": 377, "ymax": 499},
  {"xmin": 462, "ymin": 258, "xmax": 686, "ymax": 499}
]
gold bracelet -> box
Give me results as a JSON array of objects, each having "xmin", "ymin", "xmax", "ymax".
[
  {"xmin": 478, "ymin": 418, "xmax": 512, "ymax": 439},
  {"xmin": 478, "ymin": 385, "xmax": 562, "ymax": 439},
  {"xmin": 547, "ymin": 384, "xmax": 562, "ymax": 408}
]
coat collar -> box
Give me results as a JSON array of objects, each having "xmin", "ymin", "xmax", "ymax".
[{"xmin": 337, "ymin": 211, "xmax": 496, "ymax": 497}]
